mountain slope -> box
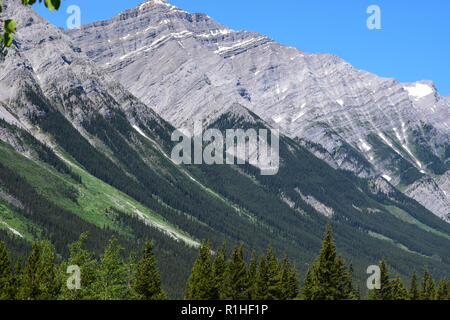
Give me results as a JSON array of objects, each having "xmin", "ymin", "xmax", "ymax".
[
  {"xmin": 66, "ymin": 0, "xmax": 449, "ymax": 221},
  {"xmin": 0, "ymin": 0, "xmax": 449, "ymax": 297}
]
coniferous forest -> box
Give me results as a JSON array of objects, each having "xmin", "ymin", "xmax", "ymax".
[{"xmin": 0, "ymin": 226, "xmax": 448, "ymax": 301}]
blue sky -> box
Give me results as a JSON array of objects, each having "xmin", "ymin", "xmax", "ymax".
[{"xmin": 33, "ymin": 0, "xmax": 450, "ymax": 95}]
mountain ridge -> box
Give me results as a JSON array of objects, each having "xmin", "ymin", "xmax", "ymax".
[
  {"xmin": 0, "ymin": 0, "xmax": 449, "ymax": 297},
  {"xmin": 65, "ymin": 0, "xmax": 449, "ymax": 221}
]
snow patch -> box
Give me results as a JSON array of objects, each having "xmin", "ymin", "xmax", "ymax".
[
  {"xmin": 1, "ymin": 221, "xmax": 23, "ymax": 238},
  {"xmin": 272, "ymin": 115, "xmax": 284, "ymax": 124},
  {"xmin": 404, "ymin": 83, "xmax": 434, "ymax": 100},
  {"xmin": 197, "ymin": 29, "xmax": 233, "ymax": 38},
  {"xmin": 292, "ymin": 110, "xmax": 306, "ymax": 122},
  {"xmin": 359, "ymin": 139, "xmax": 371, "ymax": 152},
  {"xmin": 119, "ymin": 31, "xmax": 193, "ymax": 60},
  {"xmin": 215, "ymin": 37, "xmax": 265, "ymax": 54}
]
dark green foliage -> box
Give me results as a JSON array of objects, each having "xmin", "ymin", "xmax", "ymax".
[
  {"xmin": 279, "ymin": 255, "xmax": 299, "ymax": 300},
  {"xmin": 435, "ymin": 279, "xmax": 450, "ymax": 300},
  {"xmin": 409, "ymin": 270, "xmax": 419, "ymax": 300},
  {"xmin": 409, "ymin": 124, "xmax": 449, "ymax": 175},
  {"xmin": 390, "ymin": 275, "xmax": 409, "ymax": 300},
  {"xmin": 0, "ymin": 230, "xmax": 447, "ymax": 300},
  {"xmin": 223, "ymin": 245, "xmax": 248, "ymax": 300},
  {"xmin": 92, "ymin": 236, "xmax": 130, "ymax": 300},
  {"xmin": 185, "ymin": 240, "xmax": 216, "ymax": 300},
  {"xmin": 245, "ymin": 249, "xmax": 258, "ymax": 299},
  {"xmin": 0, "ymin": 241, "xmax": 14, "ymax": 299},
  {"xmin": 18, "ymin": 240, "xmax": 60, "ymax": 300},
  {"xmin": 302, "ymin": 226, "xmax": 354, "ymax": 300},
  {"xmin": 0, "ymin": 119, "xmax": 81, "ymax": 183},
  {"xmin": 368, "ymin": 258, "xmax": 392, "ymax": 300},
  {"xmin": 134, "ymin": 241, "xmax": 166, "ymax": 300},
  {"xmin": 420, "ymin": 266, "xmax": 436, "ymax": 300},
  {"xmin": 211, "ymin": 241, "xmax": 227, "ymax": 299},
  {"xmin": 59, "ymin": 232, "xmax": 98, "ymax": 300}
]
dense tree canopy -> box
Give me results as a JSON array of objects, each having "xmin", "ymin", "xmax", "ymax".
[{"xmin": 0, "ymin": 227, "xmax": 448, "ymax": 300}]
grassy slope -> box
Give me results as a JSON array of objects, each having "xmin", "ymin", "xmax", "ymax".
[{"xmin": 0, "ymin": 141, "xmax": 198, "ymax": 247}]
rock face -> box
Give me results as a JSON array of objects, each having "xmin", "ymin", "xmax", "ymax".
[
  {"xmin": 3, "ymin": 0, "xmax": 450, "ymax": 291},
  {"xmin": 404, "ymin": 172, "xmax": 450, "ymax": 223},
  {"xmin": 0, "ymin": 0, "xmax": 162, "ymax": 133},
  {"xmin": 65, "ymin": 0, "xmax": 449, "ymax": 221}
]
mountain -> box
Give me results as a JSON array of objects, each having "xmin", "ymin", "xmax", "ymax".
[
  {"xmin": 0, "ymin": 0, "xmax": 449, "ymax": 297},
  {"xmin": 66, "ymin": 0, "xmax": 449, "ymax": 222}
]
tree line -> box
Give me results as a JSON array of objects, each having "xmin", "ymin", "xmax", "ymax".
[{"xmin": 0, "ymin": 226, "xmax": 449, "ymax": 300}]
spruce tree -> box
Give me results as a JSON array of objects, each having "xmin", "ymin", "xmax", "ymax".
[
  {"xmin": 12, "ymin": 256, "xmax": 23, "ymax": 300},
  {"xmin": 0, "ymin": 241, "xmax": 13, "ymax": 300},
  {"xmin": 302, "ymin": 267, "xmax": 314, "ymax": 300},
  {"xmin": 390, "ymin": 275, "xmax": 408, "ymax": 300},
  {"xmin": 409, "ymin": 270, "xmax": 419, "ymax": 300},
  {"xmin": 223, "ymin": 245, "xmax": 248, "ymax": 300},
  {"xmin": 38, "ymin": 240, "xmax": 61, "ymax": 300},
  {"xmin": 420, "ymin": 266, "xmax": 435, "ymax": 300},
  {"xmin": 302, "ymin": 225, "xmax": 352, "ymax": 300},
  {"xmin": 287, "ymin": 263, "xmax": 300, "ymax": 299},
  {"xmin": 211, "ymin": 240, "xmax": 227, "ymax": 299},
  {"xmin": 244, "ymin": 248, "xmax": 258, "ymax": 299},
  {"xmin": 185, "ymin": 240, "xmax": 216, "ymax": 300},
  {"xmin": 265, "ymin": 245, "xmax": 282, "ymax": 300},
  {"xmin": 93, "ymin": 236, "xmax": 129, "ymax": 300},
  {"xmin": 370, "ymin": 258, "xmax": 392, "ymax": 300},
  {"xmin": 19, "ymin": 242, "xmax": 42, "ymax": 300},
  {"xmin": 253, "ymin": 254, "xmax": 269, "ymax": 300},
  {"xmin": 279, "ymin": 255, "xmax": 299, "ymax": 300},
  {"xmin": 60, "ymin": 232, "xmax": 98, "ymax": 300},
  {"xmin": 435, "ymin": 279, "xmax": 450, "ymax": 300},
  {"xmin": 134, "ymin": 241, "xmax": 166, "ymax": 300}
]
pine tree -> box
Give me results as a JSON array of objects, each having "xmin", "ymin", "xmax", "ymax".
[
  {"xmin": 253, "ymin": 254, "xmax": 269, "ymax": 300},
  {"xmin": 265, "ymin": 245, "xmax": 282, "ymax": 300},
  {"xmin": 370, "ymin": 258, "xmax": 392, "ymax": 300},
  {"xmin": 60, "ymin": 232, "xmax": 98, "ymax": 300},
  {"xmin": 0, "ymin": 241, "xmax": 13, "ymax": 300},
  {"xmin": 347, "ymin": 264, "xmax": 358, "ymax": 300},
  {"xmin": 302, "ymin": 267, "xmax": 314, "ymax": 300},
  {"xmin": 420, "ymin": 266, "xmax": 435, "ymax": 300},
  {"xmin": 287, "ymin": 263, "xmax": 300, "ymax": 299},
  {"xmin": 134, "ymin": 241, "xmax": 166, "ymax": 300},
  {"xmin": 185, "ymin": 240, "xmax": 216, "ymax": 300},
  {"xmin": 409, "ymin": 270, "xmax": 419, "ymax": 300},
  {"xmin": 12, "ymin": 256, "xmax": 23, "ymax": 300},
  {"xmin": 19, "ymin": 242, "xmax": 42, "ymax": 300},
  {"xmin": 93, "ymin": 236, "xmax": 129, "ymax": 300},
  {"xmin": 244, "ymin": 248, "xmax": 258, "ymax": 299},
  {"xmin": 355, "ymin": 281, "xmax": 361, "ymax": 300},
  {"xmin": 390, "ymin": 275, "xmax": 408, "ymax": 300},
  {"xmin": 435, "ymin": 279, "xmax": 450, "ymax": 300},
  {"xmin": 335, "ymin": 256, "xmax": 353, "ymax": 299},
  {"xmin": 279, "ymin": 255, "xmax": 299, "ymax": 300},
  {"xmin": 211, "ymin": 240, "xmax": 227, "ymax": 299},
  {"xmin": 38, "ymin": 240, "xmax": 61, "ymax": 300},
  {"xmin": 223, "ymin": 245, "xmax": 248, "ymax": 300},
  {"xmin": 125, "ymin": 251, "xmax": 138, "ymax": 299},
  {"xmin": 302, "ymin": 225, "xmax": 352, "ymax": 300}
]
